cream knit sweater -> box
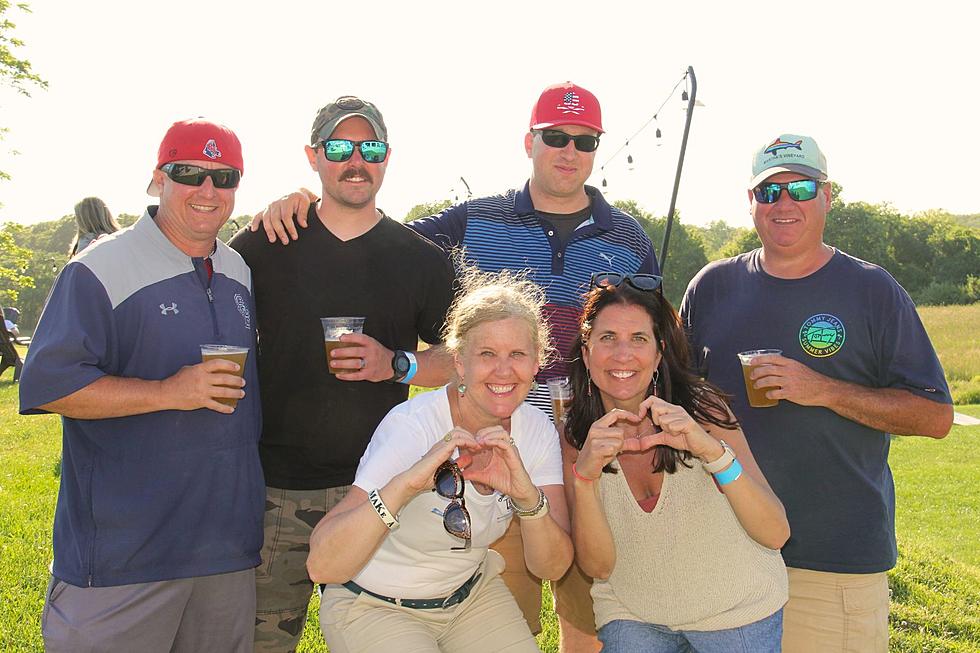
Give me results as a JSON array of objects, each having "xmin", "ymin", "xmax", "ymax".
[{"xmin": 591, "ymin": 458, "xmax": 788, "ymax": 631}]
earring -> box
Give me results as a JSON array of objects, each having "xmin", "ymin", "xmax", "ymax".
[
  {"xmin": 651, "ymin": 369, "xmax": 660, "ymax": 397},
  {"xmin": 530, "ymin": 380, "xmax": 539, "ymax": 392},
  {"xmin": 586, "ymin": 369, "xmax": 593, "ymax": 397},
  {"xmin": 457, "ymin": 381, "xmax": 467, "ymax": 397}
]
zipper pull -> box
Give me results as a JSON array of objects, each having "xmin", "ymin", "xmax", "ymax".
[{"xmin": 206, "ymin": 288, "xmax": 214, "ymax": 303}]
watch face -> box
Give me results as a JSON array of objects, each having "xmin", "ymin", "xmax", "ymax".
[{"xmin": 393, "ymin": 352, "xmax": 411, "ymax": 374}]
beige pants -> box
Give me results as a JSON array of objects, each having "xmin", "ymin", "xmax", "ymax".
[
  {"xmin": 318, "ymin": 550, "xmax": 539, "ymax": 653},
  {"xmin": 783, "ymin": 567, "xmax": 889, "ymax": 653}
]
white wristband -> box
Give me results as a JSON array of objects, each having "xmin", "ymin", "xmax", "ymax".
[
  {"xmin": 702, "ymin": 440, "xmax": 736, "ymax": 474},
  {"xmin": 368, "ymin": 489, "xmax": 398, "ymax": 530}
]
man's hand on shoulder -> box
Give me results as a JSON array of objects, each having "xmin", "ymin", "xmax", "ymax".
[{"xmin": 248, "ymin": 188, "xmax": 318, "ymax": 244}]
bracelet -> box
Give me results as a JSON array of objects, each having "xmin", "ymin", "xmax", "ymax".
[
  {"xmin": 508, "ymin": 488, "xmax": 548, "ymax": 519},
  {"xmin": 571, "ymin": 462, "xmax": 596, "ymax": 483},
  {"xmin": 368, "ymin": 489, "xmax": 399, "ymax": 530},
  {"xmin": 702, "ymin": 440, "xmax": 736, "ymax": 474},
  {"xmin": 399, "ymin": 352, "xmax": 418, "ymax": 385},
  {"xmin": 713, "ymin": 458, "xmax": 743, "ymax": 486}
]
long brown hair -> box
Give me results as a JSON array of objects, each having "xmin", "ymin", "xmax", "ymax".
[{"xmin": 564, "ymin": 283, "xmax": 737, "ymax": 474}]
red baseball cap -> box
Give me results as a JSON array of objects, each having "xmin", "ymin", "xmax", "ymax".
[
  {"xmin": 530, "ymin": 82, "xmax": 603, "ymax": 134},
  {"xmin": 147, "ymin": 118, "xmax": 244, "ymax": 196}
]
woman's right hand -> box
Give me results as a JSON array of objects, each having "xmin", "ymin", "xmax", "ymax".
[
  {"xmin": 396, "ymin": 427, "xmax": 481, "ymax": 495},
  {"xmin": 576, "ymin": 409, "xmax": 649, "ymax": 480}
]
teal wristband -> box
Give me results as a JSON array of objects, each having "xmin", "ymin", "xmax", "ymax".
[
  {"xmin": 713, "ymin": 458, "xmax": 743, "ymax": 486},
  {"xmin": 399, "ymin": 352, "xmax": 418, "ymax": 385}
]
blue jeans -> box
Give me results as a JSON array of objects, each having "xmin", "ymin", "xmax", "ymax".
[{"xmin": 598, "ymin": 609, "xmax": 783, "ymax": 653}]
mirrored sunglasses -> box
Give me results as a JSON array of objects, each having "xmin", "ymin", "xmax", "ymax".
[
  {"xmin": 319, "ymin": 139, "xmax": 389, "ymax": 163},
  {"xmin": 753, "ymin": 179, "xmax": 821, "ymax": 204},
  {"xmin": 160, "ymin": 163, "xmax": 241, "ymax": 189},
  {"xmin": 434, "ymin": 460, "xmax": 471, "ymax": 551},
  {"xmin": 534, "ymin": 129, "xmax": 600, "ymax": 153}
]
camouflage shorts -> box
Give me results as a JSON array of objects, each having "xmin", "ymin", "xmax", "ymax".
[{"xmin": 254, "ymin": 485, "xmax": 350, "ymax": 653}]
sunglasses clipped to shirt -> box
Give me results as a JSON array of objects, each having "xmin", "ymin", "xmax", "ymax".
[
  {"xmin": 533, "ymin": 129, "xmax": 600, "ymax": 153},
  {"xmin": 318, "ymin": 139, "xmax": 389, "ymax": 163},
  {"xmin": 160, "ymin": 163, "xmax": 241, "ymax": 189},
  {"xmin": 591, "ymin": 271, "xmax": 664, "ymax": 293},
  {"xmin": 434, "ymin": 460, "xmax": 471, "ymax": 551},
  {"xmin": 752, "ymin": 179, "xmax": 823, "ymax": 204}
]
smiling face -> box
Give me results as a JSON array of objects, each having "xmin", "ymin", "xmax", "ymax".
[
  {"xmin": 525, "ymin": 124, "xmax": 598, "ymax": 207},
  {"xmin": 306, "ymin": 116, "xmax": 388, "ymax": 210},
  {"xmin": 582, "ymin": 303, "xmax": 662, "ymax": 412},
  {"xmin": 749, "ymin": 171, "xmax": 831, "ymax": 260},
  {"xmin": 454, "ymin": 317, "xmax": 540, "ymax": 426},
  {"xmin": 152, "ymin": 159, "xmax": 237, "ymax": 252}
]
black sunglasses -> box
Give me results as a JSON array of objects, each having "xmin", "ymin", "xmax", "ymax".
[
  {"xmin": 752, "ymin": 179, "xmax": 822, "ymax": 204},
  {"xmin": 160, "ymin": 163, "xmax": 241, "ymax": 189},
  {"xmin": 533, "ymin": 129, "xmax": 600, "ymax": 153},
  {"xmin": 318, "ymin": 139, "xmax": 389, "ymax": 163},
  {"xmin": 591, "ymin": 272, "xmax": 664, "ymax": 292},
  {"xmin": 434, "ymin": 460, "xmax": 471, "ymax": 551}
]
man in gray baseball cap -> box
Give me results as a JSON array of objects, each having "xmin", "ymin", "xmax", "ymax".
[{"xmin": 228, "ymin": 97, "xmax": 454, "ymax": 652}]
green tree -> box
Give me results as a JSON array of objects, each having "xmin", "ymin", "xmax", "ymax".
[
  {"xmin": 689, "ymin": 220, "xmax": 751, "ymax": 261},
  {"xmin": 0, "ymin": 224, "xmax": 33, "ymax": 304},
  {"xmin": 403, "ymin": 199, "xmax": 452, "ymax": 224},
  {"xmin": 613, "ymin": 200, "xmax": 708, "ymax": 306}
]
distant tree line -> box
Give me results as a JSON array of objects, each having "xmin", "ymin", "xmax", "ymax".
[{"xmin": 2, "ymin": 188, "xmax": 978, "ymax": 330}]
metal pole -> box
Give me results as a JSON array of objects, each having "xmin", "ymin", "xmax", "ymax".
[{"xmin": 660, "ymin": 66, "xmax": 697, "ymax": 270}]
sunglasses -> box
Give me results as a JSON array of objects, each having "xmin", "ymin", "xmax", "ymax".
[
  {"xmin": 318, "ymin": 139, "xmax": 389, "ymax": 163},
  {"xmin": 752, "ymin": 179, "xmax": 822, "ymax": 204},
  {"xmin": 591, "ymin": 272, "xmax": 664, "ymax": 292},
  {"xmin": 533, "ymin": 129, "xmax": 600, "ymax": 153},
  {"xmin": 160, "ymin": 163, "xmax": 241, "ymax": 189},
  {"xmin": 434, "ymin": 460, "xmax": 471, "ymax": 551}
]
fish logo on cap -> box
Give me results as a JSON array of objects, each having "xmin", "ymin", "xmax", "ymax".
[{"xmin": 764, "ymin": 138, "xmax": 803, "ymax": 156}]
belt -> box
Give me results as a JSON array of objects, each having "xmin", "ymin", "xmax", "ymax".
[{"xmin": 335, "ymin": 569, "xmax": 483, "ymax": 610}]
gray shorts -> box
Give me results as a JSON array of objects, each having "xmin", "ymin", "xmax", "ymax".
[{"xmin": 42, "ymin": 568, "xmax": 255, "ymax": 653}]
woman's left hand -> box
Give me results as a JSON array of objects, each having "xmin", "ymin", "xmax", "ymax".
[
  {"xmin": 638, "ymin": 395, "xmax": 722, "ymax": 461},
  {"xmin": 461, "ymin": 425, "xmax": 539, "ymax": 506}
]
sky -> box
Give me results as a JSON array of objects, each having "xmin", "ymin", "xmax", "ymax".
[{"xmin": 0, "ymin": 1, "xmax": 977, "ymax": 230}]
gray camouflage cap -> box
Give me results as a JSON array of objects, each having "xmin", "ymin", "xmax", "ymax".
[{"xmin": 310, "ymin": 96, "xmax": 388, "ymax": 145}]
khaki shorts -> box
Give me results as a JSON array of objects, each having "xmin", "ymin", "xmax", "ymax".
[
  {"xmin": 783, "ymin": 567, "xmax": 889, "ymax": 653},
  {"xmin": 319, "ymin": 550, "xmax": 537, "ymax": 653}
]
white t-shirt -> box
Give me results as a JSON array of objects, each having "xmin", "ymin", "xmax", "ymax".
[{"xmin": 351, "ymin": 386, "xmax": 563, "ymax": 598}]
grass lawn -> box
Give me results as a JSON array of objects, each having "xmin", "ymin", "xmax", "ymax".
[
  {"xmin": 2, "ymin": 364, "xmax": 978, "ymax": 651},
  {"xmin": 919, "ymin": 304, "xmax": 980, "ymax": 404}
]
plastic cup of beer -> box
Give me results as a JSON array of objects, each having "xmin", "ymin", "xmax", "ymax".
[
  {"xmin": 200, "ymin": 344, "xmax": 249, "ymax": 408},
  {"xmin": 320, "ymin": 317, "xmax": 365, "ymax": 374},
  {"xmin": 737, "ymin": 349, "xmax": 781, "ymax": 408},
  {"xmin": 547, "ymin": 376, "xmax": 572, "ymax": 423}
]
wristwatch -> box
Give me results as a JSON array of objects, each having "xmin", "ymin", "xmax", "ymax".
[
  {"xmin": 702, "ymin": 440, "xmax": 736, "ymax": 474},
  {"xmin": 388, "ymin": 350, "xmax": 412, "ymax": 383}
]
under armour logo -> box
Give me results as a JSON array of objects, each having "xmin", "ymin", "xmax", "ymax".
[
  {"xmin": 598, "ymin": 252, "xmax": 615, "ymax": 265},
  {"xmin": 160, "ymin": 303, "xmax": 179, "ymax": 315}
]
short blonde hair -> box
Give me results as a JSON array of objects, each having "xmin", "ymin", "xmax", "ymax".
[{"xmin": 443, "ymin": 267, "xmax": 553, "ymax": 367}]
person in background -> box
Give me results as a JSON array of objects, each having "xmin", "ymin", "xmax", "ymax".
[
  {"xmin": 680, "ymin": 133, "xmax": 953, "ymax": 652},
  {"xmin": 69, "ymin": 196, "xmax": 120, "ymax": 256}
]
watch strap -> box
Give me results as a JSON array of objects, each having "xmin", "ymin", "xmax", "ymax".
[{"xmin": 702, "ymin": 440, "xmax": 736, "ymax": 474}]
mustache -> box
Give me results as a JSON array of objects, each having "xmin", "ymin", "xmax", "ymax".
[{"xmin": 339, "ymin": 167, "xmax": 372, "ymax": 183}]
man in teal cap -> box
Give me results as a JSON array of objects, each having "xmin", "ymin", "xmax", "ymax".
[{"xmin": 681, "ymin": 133, "xmax": 953, "ymax": 652}]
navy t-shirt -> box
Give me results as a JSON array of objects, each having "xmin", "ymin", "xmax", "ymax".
[{"xmin": 680, "ymin": 248, "xmax": 950, "ymax": 573}]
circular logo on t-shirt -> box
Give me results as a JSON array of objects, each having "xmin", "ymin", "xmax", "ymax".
[{"xmin": 799, "ymin": 314, "xmax": 845, "ymax": 357}]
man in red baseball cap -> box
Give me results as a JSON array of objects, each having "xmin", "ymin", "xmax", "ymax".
[
  {"xmin": 21, "ymin": 117, "xmax": 264, "ymax": 652},
  {"xmin": 249, "ymin": 82, "xmax": 657, "ymax": 653}
]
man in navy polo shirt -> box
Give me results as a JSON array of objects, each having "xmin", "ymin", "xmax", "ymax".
[
  {"xmin": 251, "ymin": 82, "xmax": 656, "ymax": 653},
  {"xmin": 681, "ymin": 133, "xmax": 953, "ymax": 652},
  {"xmin": 20, "ymin": 118, "xmax": 264, "ymax": 653}
]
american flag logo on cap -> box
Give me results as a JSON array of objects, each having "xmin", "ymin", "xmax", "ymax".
[
  {"xmin": 557, "ymin": 91, "xmax": 585, "ymax": 115},
  {"xmin": 202, "ymin": 138, "xmax": 222, "ymax": 160}
]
